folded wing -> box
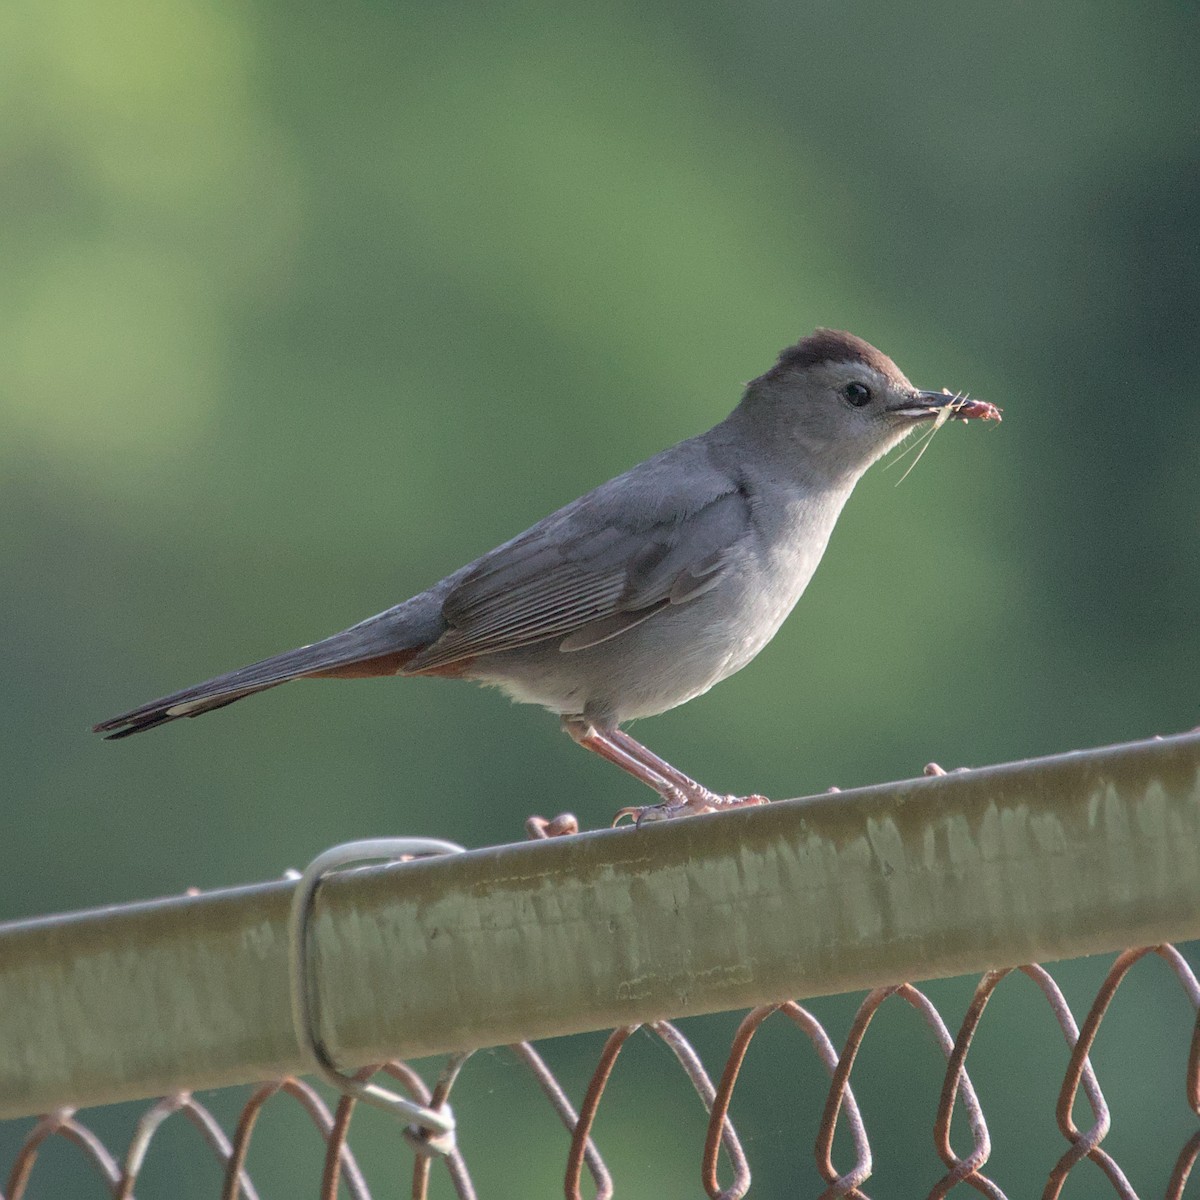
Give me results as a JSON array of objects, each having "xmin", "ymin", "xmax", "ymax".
[{"xmin": 405, "ymin": 485, "xmax": 750, "ymax": 671}]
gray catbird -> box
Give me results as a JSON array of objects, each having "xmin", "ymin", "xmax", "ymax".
[{"xmin": 95, "ymin": 329, "xmax": 1000, "ymax": 822}]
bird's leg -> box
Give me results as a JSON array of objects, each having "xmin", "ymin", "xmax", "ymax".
[
  {"xmin": 605, "ymin": 730, "xmax": 726, "ymax": 801},
  {"xmin": 607, "ymin": 729, "xmax": 769, "ymax": 820},
  {"xmin": 561, "ymin": 718, "xmax": 691, "ymax": 814},
  {"xmin": 561, "ymin": 718, "xmax": 768, "ymax": 826}
]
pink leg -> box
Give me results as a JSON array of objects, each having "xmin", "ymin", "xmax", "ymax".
[{"xmin": 562, "ymin": 719, "xmax": 769, "ymax": 825}]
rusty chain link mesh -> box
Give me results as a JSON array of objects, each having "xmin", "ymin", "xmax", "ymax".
[
  {"xmin": 3, "ymin": 941, "xmax": 1197, "ymax": 1199},
  {"xmin": 5, "ymin": 797, "xmax": 1200, "ymax": 1198}
]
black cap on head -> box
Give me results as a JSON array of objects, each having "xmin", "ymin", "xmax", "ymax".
[{"xmin": 766, "ymin": 328, "xmax": 900, "ymax": 382}]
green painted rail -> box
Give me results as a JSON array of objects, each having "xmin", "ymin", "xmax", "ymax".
[{"xmin": 1, "ymin": 731, "xmax": 1197, "ymax": 1119}]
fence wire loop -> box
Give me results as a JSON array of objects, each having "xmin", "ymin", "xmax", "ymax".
[
  {"xmin": 228, "ymin": 1076, "xmax": 369, "ymax": 1200},
  {"xmin": 9, "ymin": 721, "xmax": 1200, "ymax": 1200},
  {"xmin": 287, "ymin": 837, "xmax": 466, "ymax": 1150},
  {"xmin": 5, "ymin": 944, "xmax": 1199, "ymax": 1200}
]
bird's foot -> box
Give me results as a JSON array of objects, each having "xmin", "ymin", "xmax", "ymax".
[
  {"xmin": 708, "ymin": 791, "xmax": 770, "ymax": 811},
  {"xmin": 612, "ymin": 789, "xmax": 769, "ymax": 828},
  {"xmin": 525, "ymin": 813, "xmax": 580, "ymax": 840},
  {"xmin": 923, "ymin": 762, "xmax": 971, "ymax": 777}
]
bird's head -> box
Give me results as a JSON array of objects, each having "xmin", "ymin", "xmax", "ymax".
[{"xmin": 737, "ymin": 329, "xmax": 999, "ymax": 482}]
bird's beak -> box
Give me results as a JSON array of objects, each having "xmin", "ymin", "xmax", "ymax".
[{"xmin": 887, "ymin": 390, "xmax": 1002, "ymax": 423}]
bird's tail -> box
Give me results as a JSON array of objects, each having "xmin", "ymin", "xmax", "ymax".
[{"xmin": 93, "ymin": 615, "xmax": 423, "ymax": 739}]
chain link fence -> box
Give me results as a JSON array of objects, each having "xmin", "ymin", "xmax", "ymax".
[
  {"xmin": 3, "ymin": 733, "xmax": 1198, "ymax": 1197},
  {"xmin": 4, "ymin": 943, "xmax": 1198, "ymax": 1198}
]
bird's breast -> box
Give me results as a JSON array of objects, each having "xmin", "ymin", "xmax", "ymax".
[{"xmin": 467, "ymin": 484, "xmax": 850, "ymax": 724}]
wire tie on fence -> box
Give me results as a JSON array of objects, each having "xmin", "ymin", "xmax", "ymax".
[{"xmin": 288, "ymin": 837, "xmax": 466, "ymax": 1156}]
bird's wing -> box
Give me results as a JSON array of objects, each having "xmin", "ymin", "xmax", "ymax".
[{"xmin": 405, "ymin": 483, "xmax": 751, "ymax": 671}]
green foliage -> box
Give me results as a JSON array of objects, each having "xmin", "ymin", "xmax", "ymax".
[{"xmin": 1, "ymin": 0, "xmax": 1197, "ymax": 1194}]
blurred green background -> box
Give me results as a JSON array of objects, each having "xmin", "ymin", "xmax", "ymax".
[{"xmin": 2, "ymin": 0, "xmax": 1197, "ymax": 1195}]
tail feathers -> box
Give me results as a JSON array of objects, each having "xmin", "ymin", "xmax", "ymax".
[
  {"xmin": 95, "ymin": 686, "xmax": 280, "ymax": 739},
  {"xmin": 94, "ymin": 621, "xmax": 422, "ymax": 740}
]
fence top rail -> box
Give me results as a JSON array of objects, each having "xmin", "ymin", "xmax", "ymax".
[{"xmin": 1, "ymin": 730, "xmax": 1197, "ymax": 1119}]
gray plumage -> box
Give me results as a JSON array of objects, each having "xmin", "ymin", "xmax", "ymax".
[{"xmin": 95, "ymin": 329, "xmax": 997, "ymax": 817}]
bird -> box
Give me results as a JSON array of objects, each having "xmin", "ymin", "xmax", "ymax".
[{"xmin": 95, "ymin": 329, "xmax": 1000, "ymax": 824}]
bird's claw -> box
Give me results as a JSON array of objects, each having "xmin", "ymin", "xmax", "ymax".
[
  {"xmin": 723, "ymin": 793, "xmax": 770, "ymax": 808},
  {"xmin": 924, "ymin": 762, "xmax": 971, "ymax": 776},
  {"xmin": 612, "ymin": 804, "xmax": 675, "ymax": 827},
  {"xmin": 612, "ymin": 791, "xmax": 769, "ymax": 827},
  {"xmin": 525, "ymin": 813, "xmax": 580, "ymax": 839},
  {"xmin": 612, "ymin": 784, "xmax": 692, "ymax": 827}
]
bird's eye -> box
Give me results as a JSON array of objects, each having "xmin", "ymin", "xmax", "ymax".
[{"xmin": 844, "ymin": 382, "xmax": 872, "ymax": 407}]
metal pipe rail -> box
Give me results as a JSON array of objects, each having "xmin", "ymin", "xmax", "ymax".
[{"xmin": 2, "ymin": 731, "xmax": 1198, "ymax": 1120}]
